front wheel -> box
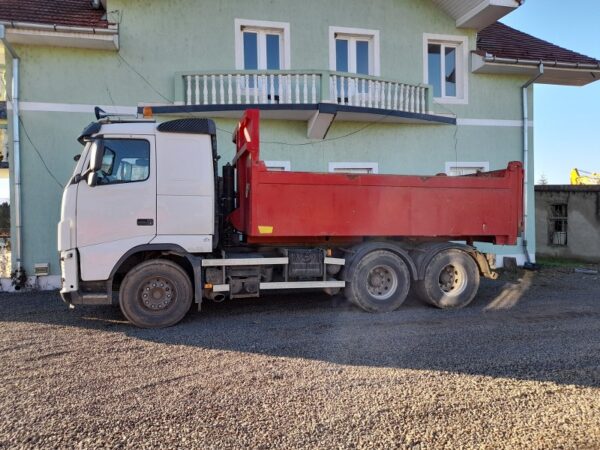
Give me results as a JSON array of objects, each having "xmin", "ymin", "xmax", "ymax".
[
  {"xmin": 345, "ymin": 250, "xmax": 411, "ymax": 313},
  {"xmin": 119, "ymin": 260, "xmax": 193, "ymax": 328},
  {"xmin": 414, "ymin": 249, "xmax": 480, "ymax": 309}
]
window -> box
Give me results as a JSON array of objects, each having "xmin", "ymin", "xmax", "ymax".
[
  {"xmin": 94, "ymin": 139, "xmax": 150, "ymax": 185},
  {"xmin": 329, "ymin": 162, "xmax": 379, "ymax": 174},
  {"xmin": 265, "ymin": 161, "xmax": 291, "ymax": 172},
  {"xmin": 424, "ymin": 34, "xmax": 468, "ymax": 103},
  {"xmin": 445, "ymin": 162, "xmax": 489, "ymax": 176},
  {"xmin": 329, "ymin": 27, "xmax": 380, "ymax": 103},
  {"xmin": 235, "ymin": 19, "xmax": 291, "ymax": 71},
  {"xmin": 330, "ymin": 27, "xmax": 380, "ymax": 76},
  {"xmin": 549, "ymin": 204, "xmax": 568, "ymax": 246}
]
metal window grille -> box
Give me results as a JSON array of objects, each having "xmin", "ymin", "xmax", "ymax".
[{"xmin": 549, "ymin": 204, "xmax": 568, "ymax": 246}]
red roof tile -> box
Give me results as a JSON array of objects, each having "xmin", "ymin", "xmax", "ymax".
[
  {"xmin": 477, "ymin": 22, "xmax": 599, "ymax": 66},
  {"xmin": 0, "ymin": 0, "xmax": 108, "ymax": 29}
]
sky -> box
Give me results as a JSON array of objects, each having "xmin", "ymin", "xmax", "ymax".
[{"xmin": 501, "ymin": 0, "xmax": 600, "ymax": 184}]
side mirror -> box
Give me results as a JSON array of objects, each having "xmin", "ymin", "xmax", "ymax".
[
  {"xmin": 87, "ymin": 172, "xmax": 99, "ymax": 187},
  {"xmin": 89, "ymin": 140, "xmax": 104, "ymax": 172}
]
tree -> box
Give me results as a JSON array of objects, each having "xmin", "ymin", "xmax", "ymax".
[{"xmin": 538, "ymin": 174, "xmax": 549, "ymax": 185}]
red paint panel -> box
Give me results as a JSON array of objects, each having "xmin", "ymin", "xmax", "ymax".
[{"xmin": 230, "ymin": 110, "xmax": 524, "ymax": 246}]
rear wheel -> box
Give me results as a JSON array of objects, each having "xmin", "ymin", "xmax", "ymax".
[
  {"xmin": 415, "ymin": 249, "xmax": 480, "ymax": 309},
  {"xmin": 119, "ymin": 259, "xmax": 193, "ymax": 328},
  {"xmin": 345, "ymin": 250, "xmax": 410, "ymax": 313}
]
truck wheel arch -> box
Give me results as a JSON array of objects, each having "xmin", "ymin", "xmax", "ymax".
[
  {"xmin": 410, "ymin": 242, "xmax": 492, "ymax": 280},
  {"xmin": 109, "ymin": 244, "xmax": 203, "ymax": 305},
  {"xmin": 343, "ymin": 241, "xmax": 418, "ymax": 282}
]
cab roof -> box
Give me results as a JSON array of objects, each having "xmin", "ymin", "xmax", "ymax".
[{"xmin": 78, "ymin": 117, "xmax": 217, "ymax": 144}]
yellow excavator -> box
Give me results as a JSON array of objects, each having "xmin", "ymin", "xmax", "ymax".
[{"xmin": 570, "ymin": 168, "xmax": 600, "ymax": 185}]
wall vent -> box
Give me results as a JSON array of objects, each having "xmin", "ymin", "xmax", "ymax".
[{"xmin": 34, "ymin": 263, "xmax": 50, "ymax": 276}]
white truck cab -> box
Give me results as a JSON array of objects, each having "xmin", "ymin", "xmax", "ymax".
[{"xmin": 59, "ymin": 116, "xmax": 218, "ymax": 312}]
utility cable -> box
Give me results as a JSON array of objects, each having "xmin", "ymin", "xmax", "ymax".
[
  {"xmin": 18, "ymin": 117, "xmax": 64, "ymax": 189},
  {"xmin": 0, "ymin": 76, "xmax": 64, "ymax": 189}
]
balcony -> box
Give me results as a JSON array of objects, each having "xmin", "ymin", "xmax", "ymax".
[{"xmin": 144, "ymin": 70, "xmax": 455, "ymax": 139}]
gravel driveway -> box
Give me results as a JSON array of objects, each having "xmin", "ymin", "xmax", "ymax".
[{"xmin": 1, "ymin": 267, "xmax": 599, "ymax": 449}]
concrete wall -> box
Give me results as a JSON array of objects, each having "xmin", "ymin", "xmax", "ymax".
[
  {"xmin": 536, "ymin": 186, "xmax": 600, "ymax": 262},
  {"xmin": 2, "ymin": 0, "xmax": 535, "ymax": 276}
]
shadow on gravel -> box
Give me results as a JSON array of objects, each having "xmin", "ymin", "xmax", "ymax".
[{"xmin": 1, "ymin": 271, "xmax": 599, "ymax": 388}]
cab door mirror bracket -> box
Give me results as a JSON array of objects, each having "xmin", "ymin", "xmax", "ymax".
[
  {"xmin": 89, "ymin": 139, "xmax": 105, "ymax": 172},
  {"xmin": 87, "ymin": 172, "xmax": 99, "ymax": 187}
]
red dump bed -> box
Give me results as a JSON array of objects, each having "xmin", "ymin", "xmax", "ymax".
[{"xmin": 229, "ymin": 110, "xmax": 524, "ymax": 246}]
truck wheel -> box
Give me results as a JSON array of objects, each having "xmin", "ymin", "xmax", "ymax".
[
  {"xmin": 119, "ymin": 260, "xmax": 193, "ymax": 328},
  {"xmin": 415, "ymin": 249, "xmax": 480, "ymax": 309},
  {"xmin": 345, "ymin": 250, "xmax": 410, "ymax": 313}
]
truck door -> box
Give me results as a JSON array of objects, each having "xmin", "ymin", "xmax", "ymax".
[{"xmin": 76, "ymin": 136, "xmax": 157, "ymax": 281}]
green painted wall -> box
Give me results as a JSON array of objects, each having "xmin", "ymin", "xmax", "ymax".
[{"xmin": 4, "ymin": 0, "xmax": 536, "ymax": 275}]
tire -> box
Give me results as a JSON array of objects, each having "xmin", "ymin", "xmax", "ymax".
[
  {"xmin": 344, "ymin": 250, "xmax": 411, "ymax": 313},
  {"xmin": 414, "ymin": 249, "xmax": 480, "ymax": 309},
  {"xmin": 119, "ymin": 259, "xmax": 193, "ymax": 328}
]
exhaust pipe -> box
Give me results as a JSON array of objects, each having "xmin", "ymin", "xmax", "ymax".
[{"xmin": 207, "ymin": 292, "xmax": 227, "ymax": 302}]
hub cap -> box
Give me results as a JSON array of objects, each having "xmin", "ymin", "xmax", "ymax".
[
  {"xmin": 138, "ymin": 276, "xmax": 176, "ymax": 311},
  {"xmin": 366, "ymin": 265, "xmax": 398, "ymax": 300},
  {"xmin": 438, "ymin": 264, "xmax": 467, "ymax": 296}
]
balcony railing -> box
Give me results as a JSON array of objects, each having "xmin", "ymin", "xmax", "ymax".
[{"xmin": 179, "ymin": 70, "xmax": 430, "ymax": 115}]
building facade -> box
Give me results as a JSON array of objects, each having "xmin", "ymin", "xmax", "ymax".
[
  {"xmin": 535, "ymin": 185, "xmax": 600, "ymax": 263},
  {"xmin": 1, "ymin": 0, "xmax": 599, "ymax": 286}
]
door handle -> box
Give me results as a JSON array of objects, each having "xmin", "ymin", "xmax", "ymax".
[{"xmin": 137, "ymin": 218, "xmax": 154, "ymax": 226}]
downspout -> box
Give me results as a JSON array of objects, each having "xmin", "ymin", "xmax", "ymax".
[
  {"xmin": 521, "ymin": 64, "xmax": 544, "ymax": 265},
  {"xmin": 0, "ymin": 25, "xmax": 23, "ymax": 274}
]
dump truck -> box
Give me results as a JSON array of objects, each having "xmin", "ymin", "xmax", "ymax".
[{"xmin": 58, "ymin": 109, "xmax": 524, "ymax": 328}]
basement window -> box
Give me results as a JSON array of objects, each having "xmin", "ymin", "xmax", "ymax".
[
  {"xmin": 549, "ymin": 204, "xmax": 568, "ymax": 246},
  {"xmin": 265, "ymin": 161, "xmax": 291, "ymax": 172},
  {"xmin": 445, "ymin": 161, "xmax": 489, "ymax": 176},
  {"xmin": 329, "ymin": 162, "xmax": 379, "ymax": 174}
]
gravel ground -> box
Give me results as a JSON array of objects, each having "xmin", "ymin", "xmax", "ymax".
[{"xmin": 1, "ymin": 267, "xmax": 599, "ymax": 449}]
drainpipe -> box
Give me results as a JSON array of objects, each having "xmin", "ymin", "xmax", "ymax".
[
  {"xmin": 521, "ymin": 64, "xmax": 544, "ymax": 265},
  {"xmin": 0, "ymin": 25, "xmax": 23, "ymax": 273}
]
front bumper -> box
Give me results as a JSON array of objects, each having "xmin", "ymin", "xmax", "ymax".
[
  {"xmin": 60, "ymin": 249, "xmax": 114, "ymax": 306},
  {"xmin": 60, "ymin": 249, "xmax": 80, "ymax": 295}
]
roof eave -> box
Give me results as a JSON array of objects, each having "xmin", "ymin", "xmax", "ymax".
[
  {"xmin": 0, "ymin": 20, "xmax": 118, "ymax": 51},
  {"xmin": 432, "ymin": 0, "xmax": 522, "ymax": 31},
  {"xmin": 472, "ymin": 53, "xmax": 600, "ymax": 86},
  {"xmin": 457, "ymin": 1, "xmax": 522, "ymax": 30}
]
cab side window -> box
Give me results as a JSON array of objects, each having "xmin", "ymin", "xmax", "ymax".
[{"xmin": 96, "ymin": 139, "xmax": 150, "ymax": 185}]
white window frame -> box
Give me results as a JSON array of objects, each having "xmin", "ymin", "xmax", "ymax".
[
  {"xmin": 423, "ymin": 33, "xmax": 469, "ymax": 105},
  {"xmin": 445, "ymin": 161, "xmax": 489, "ymax": 176},
  {"xmin": 329, "ymin": 26, "xmax": 380, "ymax": 76},
  {"xmin": 235, "ymin": 19, "xmax": 291, "ymax": 70},
  {"xmin": 265, "ymin": 160, "xmax": 291, "ymax": 172},
  {"xmin": 328, "ymin": 162, "xmax": 379, "ymax": 174}
]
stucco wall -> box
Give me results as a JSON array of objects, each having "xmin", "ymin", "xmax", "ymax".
[
  {"xmin": 3, "ymin": 0, "xmax": 535, "ymax": 275},
  {"xmin": 536, "ymin": 187, "xmax": 600, "ymax": 262}
]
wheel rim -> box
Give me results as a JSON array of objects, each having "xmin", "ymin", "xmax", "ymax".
[
  {"xmin": 138, "ymin": 276, "xmax": 177, "ymax": 312},
  {"xmin": 438, "ymin": 264, "xmax": 467, "ymax": 297},
  {"xmin": 366, "ymin": 264, "xmax": 398, "ymax": 300}
]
